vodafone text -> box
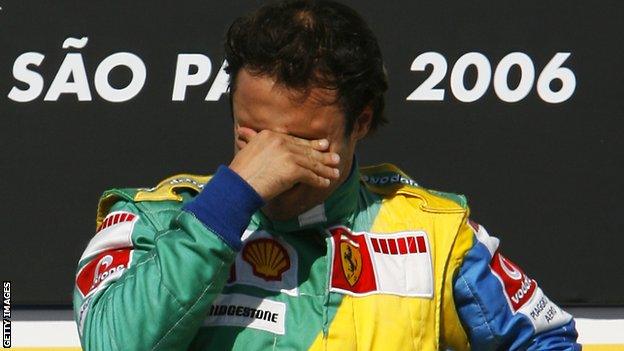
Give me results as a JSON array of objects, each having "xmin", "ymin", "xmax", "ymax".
[{"xmin": 511, "ymin": 275, "xmax": 534, "ymax": 305}]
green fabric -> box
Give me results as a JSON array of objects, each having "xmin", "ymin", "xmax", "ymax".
[{"xmin": 427, "ymin": 189, "xmax": 468, "ymax": 209}]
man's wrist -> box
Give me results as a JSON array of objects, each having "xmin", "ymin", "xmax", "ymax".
[{"xmin": 182, "ymin": 165, "xmax": 265, "ymax": 250}]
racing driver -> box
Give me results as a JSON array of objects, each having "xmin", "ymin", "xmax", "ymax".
[{"xmin": 73, "ymin": 0, "xmax": 581, "ymax": 349}]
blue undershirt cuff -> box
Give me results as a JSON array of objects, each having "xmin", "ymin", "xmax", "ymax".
[{"xmin": 182, "ymin": 165, "xmax": 265, "ymax": 250}]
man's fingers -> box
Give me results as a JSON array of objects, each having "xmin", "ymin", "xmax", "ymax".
[
  {"xmin": 292, "ymin": 154, "xmax": 340, "ymax": 180},
  {"xmin": 241, "ymin": 128, "xmax": 330, "ymax": 154},
  {"xmin": 230, "ymin": 126, "xmax": 343, "ymax": 197},
  {"xmin": 237, "ymin": 126, "xmax": 258, "ymax": 142},
  {"xmin": 296, "ymin": 167, "xmax": 332, "ymax": 188},
  {"xmin": 287, "ymin": 134, "xmax": 330, "ymax": 151},
  {"xmin": 288, "ymin": 142, "xmax": 340, "ymax": 166},
  {"xmin": 312, "ymin": 138, "xmax": 330, "ymax": 151}
]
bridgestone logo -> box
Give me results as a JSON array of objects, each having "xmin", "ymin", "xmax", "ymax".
[
  {"xmin": 204, "ymin": 294, "xmax": 286, "ymax": 335},
  {"xmin": 208, "ymin": 304, "xmax": 278, "ymax": 323}
]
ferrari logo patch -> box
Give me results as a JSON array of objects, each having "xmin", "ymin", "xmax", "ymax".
[
  {"xmin": 340, "ymin": 239, "xmax": 362, "ymax": 286},
  {"xmin": 329, "ymin": 226, "xmax": 377, "ymax": 294}
]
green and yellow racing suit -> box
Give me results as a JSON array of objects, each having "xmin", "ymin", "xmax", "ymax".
[{"xmin": 73, "ymin": 163, "xmax": 579, "ymax": 350}]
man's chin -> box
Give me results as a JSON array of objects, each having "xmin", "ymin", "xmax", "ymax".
[
  {"xmin": 261, "ymin": 185, "xmax": 324, "ymax": 222},
  {"xmin": 260, "ymin": 205, "xmax": 299, "ymax": 222}
]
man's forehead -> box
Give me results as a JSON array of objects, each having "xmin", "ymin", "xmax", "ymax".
[{"xmin": 234, "ymin": 69, "xmax": 339, "ymax": 109}]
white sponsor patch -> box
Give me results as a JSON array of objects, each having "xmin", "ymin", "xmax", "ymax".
[
  {"xmin": 517, "ymin": 287, "xmax": 573, "ymax": 333},
  {"xmin": 367, "ymin": 231, "xmax": 433, "ymax": 297},
  {"xmin": 79, "ymin": 211, "xmax": 137, "ymax": 262},
  {"xmin": 231, "ymin": 230, "xmax": 299, "ymax": 296},
  {"xmin": 204, "ymin": 294, "xmax": 286, "ymax": 335}
]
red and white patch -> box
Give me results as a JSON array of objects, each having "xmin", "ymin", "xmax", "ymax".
[
  {"xmin": 490, "ymin": 251, "xmax": 537, "ymax": 312},
  {"xmin": 369, "ymin": 235, "xmax": 428, "ymax": 255},
  {"xmin": 329, "ymin": 226, "xmax": 433, "ymax": 298},
  {"xmin": 489, "ymin": 249, "xmax": 572, "ymax": 332},
  {"xmin": 76, "ymin": 249, "xmax": 133, "ymax": 297},
  {"xmin": 80, "ymin": 211, "xmax": 138, "ymax": 262},
  {"xmin": 474, "ymin": 220, "xmax": 538, "ymax": 312},
  {"xmin": 97, "ymin": 212, "xmax": 136, "ymax": 232}
]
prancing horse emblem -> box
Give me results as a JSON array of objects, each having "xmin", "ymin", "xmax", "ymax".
[{"xmin": 340, "ymin": 236, "xmax": 362, "ymax": 286}]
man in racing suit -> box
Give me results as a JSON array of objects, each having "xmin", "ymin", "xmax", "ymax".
[{"xmin": 73, "ymin": 1, "xmax": 580, "ymax": 350}]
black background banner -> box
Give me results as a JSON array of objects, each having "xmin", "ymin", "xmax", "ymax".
[{"xmin": 1, "ymin": 1, "xmax": 622, "ymax": 306}]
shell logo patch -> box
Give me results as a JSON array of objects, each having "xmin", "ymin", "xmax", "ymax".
[
  {"xmin": 340, "ymin": 238, "xmax": 363, "ymax": 286},
  {"xmin": 242, "ymin": 238, "xmax": 290, "ymax": 281},
  {"xmin": 229, "ymin": 231, "xmax": 299, "ymax": 295}
]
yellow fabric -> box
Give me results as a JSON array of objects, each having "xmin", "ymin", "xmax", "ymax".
[
  {"xmin": 133, "ymin": 173, "xmax": 211, "ymax": 202},
  {"xmin": 440, "ymin": 219, "xmax": 475, "ymax": 350},
  {"xmin": 583, "ymin": 346, "xmax": 624, "ymax": 351},
  {"xmin": 95, "ymin": 192, "xmax": 122, "ymax": 230},
  {"xmin": 310, "ymin": 169, "xmax": 471, "ymax": 350}
]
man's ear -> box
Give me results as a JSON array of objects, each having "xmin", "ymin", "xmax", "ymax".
[{"xmin": 351, "ymin": 105, "xmax": 373, "ymax": 141}]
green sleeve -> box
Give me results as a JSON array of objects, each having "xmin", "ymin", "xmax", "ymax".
[{"xmin": 72, "ymin": 200, "xmax": 236, "ymax": 350}]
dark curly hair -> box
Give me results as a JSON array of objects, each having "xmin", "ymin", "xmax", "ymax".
[{"xmin": 224, "ymin": 0, "xmax": 388, "ymax": 135}]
